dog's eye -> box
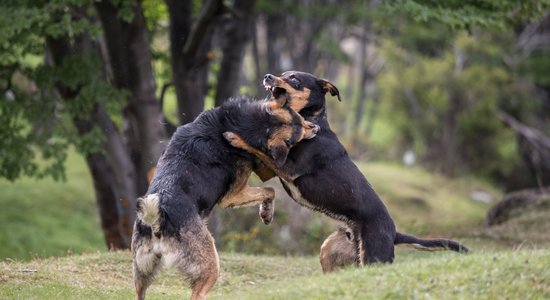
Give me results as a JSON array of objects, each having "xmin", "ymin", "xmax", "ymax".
[{"xmin": 289, "ymin": 77, "xmax": 300, "ymax": 86}]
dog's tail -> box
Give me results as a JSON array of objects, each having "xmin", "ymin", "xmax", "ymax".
[
  {"xmin": 395, "ymin": 232, "xmax": 469, "ymax": 253},
  {"xmin": 136, "ymin": 194, "xmax": 161, "ymax": 235}
]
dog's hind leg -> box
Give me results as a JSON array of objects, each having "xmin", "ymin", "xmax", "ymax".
[
  {"xmin": 176, "ymin": 220, "xmax": 220, "ymax": 300},
  {"xmin": 132, "ymin": 237, "xmax": 162, "ymax": 300},
  {"xmin": 358, "ymin": 220, "xmax": 396, "ymax": 265}
]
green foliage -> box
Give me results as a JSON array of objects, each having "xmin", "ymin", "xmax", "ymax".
[
  {"xmin": 383, "ymin": 0, "xmax": 550, "ymax": 30},
  {"xmin": 110, "ymin": 0, "xmax": 137, "ymax": 23},
  {"xmin": 0, "ymin": 0, "xmax": 127, "ymax": 181},
  {"xmin": 142, "ymin": 0, "xmax": 168, "ymax": 32},
  {"xmin": 374, "ymin": 27, "xmax": 537, "ymax": 178}
]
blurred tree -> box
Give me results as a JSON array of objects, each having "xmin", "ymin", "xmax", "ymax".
[
  {"xmin": 0, "ymin": 0, "xmax": 257, "ymax": 249},
  {"xmin": 166, "ymin": 0, "xmax": 222, "ymax": 124},
  {"xmin": 215, "ymin": 0, "xmax": 256, "ymax": 106},
  {"xmin": 2, "ymin": 0, "xmax": 549, "ymax": 255},
  {"xmin": 1, "ymin": 0, "xmax": 164, "ymax": 249}
]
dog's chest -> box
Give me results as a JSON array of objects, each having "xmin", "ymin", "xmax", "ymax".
[
  {"xmin": 281, "ymin": 180, "xmax": 316, "ymax": 210},
  {"xmin": 281, "ymin": 178, "xmax": 351, "ymax": 223}
]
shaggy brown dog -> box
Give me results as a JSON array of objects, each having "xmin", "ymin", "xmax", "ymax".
[{"xmin": 132, "ymin": 94, "xmax": 318, "ymax": 300}]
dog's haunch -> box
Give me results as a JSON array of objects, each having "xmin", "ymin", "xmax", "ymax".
[{"xmin": 319, "ymin": 227, "xmax": 358, "ymax": 273}]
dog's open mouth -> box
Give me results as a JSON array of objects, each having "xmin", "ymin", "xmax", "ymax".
[{"xmin": 265, "ymin": 85, "xmax": 287, "ymax": 98}]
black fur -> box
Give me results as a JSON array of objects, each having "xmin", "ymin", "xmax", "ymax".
[
  {"xmin": 132, "ymin": 95, "xmax": 318, "ymax": 299},
  {"xmin": 264, "ymin": 71, "xmax": 469, "ymax": 264},
  {"xmin": 135, "ymin": 96, "xmax": 298, "ymax": 237}
]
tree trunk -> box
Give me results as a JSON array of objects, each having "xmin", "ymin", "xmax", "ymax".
[
  {"xmin": 95, "ymin": 0, "xmax": 166, "ymax": 198},
  {"xmin": 251, "ymin": 19, "xmax": 262, "ymax": 97},
  {"xmin": 214, "ymin": 0, "xmax": 256, "ymax": 106},
  {"xmin": 46, "ymin": 30, "xmax": 139, "ymax": 249},
  {"xmin": 266, "ymin": 14, "xmax": 283, "ymax": 75},
  {"xmin": 167, "ymin": 0, "xmax": 224, "ymax": 124}
]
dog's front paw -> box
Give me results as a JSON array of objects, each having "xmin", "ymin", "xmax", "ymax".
[{"xmin": 259, "ymin": 200, "xmax": 274, "ymax": 225}]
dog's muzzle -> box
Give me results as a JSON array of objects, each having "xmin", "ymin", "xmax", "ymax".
[
  {"xmin": 305, "ymin": 123, "xmax": 320, "ymax": 139},
  {"xmin": 263, "ymin": 74, "xmax": 286, "ymax": 98}
]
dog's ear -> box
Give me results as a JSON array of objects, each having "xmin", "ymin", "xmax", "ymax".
[
  {"xmin": 345, "ymin": 229, "xmax": 353, "ymax": 241},
  {"xmin": 318, "ymin": 79, "xmax": 341, "ymax": 102},
  {"xmin": 269, "ymin": 144, "xmax": 289, "ymax": 167}
]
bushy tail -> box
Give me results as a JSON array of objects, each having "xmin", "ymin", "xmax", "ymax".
[
  {"xmin": 136, "ymin": 194, "xmax": 161, "ymax": 235},
  {"xmin": 395, "ymin": 232, "xmax": 469, "ymax": 253}
]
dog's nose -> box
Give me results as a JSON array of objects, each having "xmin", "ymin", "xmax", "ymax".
[{"xmin": 264, "ymin": 74, "xmax": 274, "ymax": 81}]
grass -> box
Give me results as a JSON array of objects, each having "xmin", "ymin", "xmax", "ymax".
[
  {"xmin": 1, "ymin": 248, "xmax": 548, "ymax": 299},
  {"xmin": 356, "ymin": 161, "xmax": 498, "ymax": 236},
  {"xmin": 0, "ymin": 149, "xmax": 500, "ymax": 261},
  {"xmin": 483, "ymin": 198, "xmax": 550, "ymax": 246},
  {"xmin": 0, "ymin": 151, "xmax": 104, "ymax": 260},
  {"xmin": 0, "ymin": 147, "xmax": 547, "ymax": 299}
]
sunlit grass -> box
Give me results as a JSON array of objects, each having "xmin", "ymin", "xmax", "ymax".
[
  {"xmin": 0, "ymin": 150, "xmax": 104, "ymax": 260},
  {"xmin": 1, "ymin": 249, "xmax": 548, "ymax": 299},
  {"xmin": 357, "ymin": 161, "xmax": 498, "ymax": 236}
]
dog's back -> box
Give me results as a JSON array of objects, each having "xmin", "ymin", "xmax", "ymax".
[
  {"xmin": 132, "ymin": 96, "xmax": 318, "ymax": 300},
  {"xmin": 260, "ymin": 71, "xmax": 468, "ymax": 265}
]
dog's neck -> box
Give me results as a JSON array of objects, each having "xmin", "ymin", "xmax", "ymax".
[
  {"xmin": 220, "ymin": 100, "xmax": 269, "ymax": 151},
  {"xmin": 301, "ymin": 106, "xmax": 328, "ymax": 127}
]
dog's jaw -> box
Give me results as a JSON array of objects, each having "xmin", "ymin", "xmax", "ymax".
[{"xmin": 263, "ymin": 80, "xmax": 286, "ymax": 98}]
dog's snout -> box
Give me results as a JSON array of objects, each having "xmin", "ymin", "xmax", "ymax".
[
  {"xmin": 313, "ymin": 124, "xmax": 320, "ymax": 134},
  {"xmin": 264, "ymin": 74, "xmax": 274, "ymax": 81},
  {"xmin": 304, "ymin": 121, "xmax": 320, "ymax": 137}
]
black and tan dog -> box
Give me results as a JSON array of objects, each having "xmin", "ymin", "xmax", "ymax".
[
  {"xmin": 224, "ymin": 71, "xmax": 468, "ymax": 266},
  {"xmin": 319, "ymin": 225, "xmax": 468, "ymax": 272},
  {"xmin": 132, "ymin": 94, "xmax": 318, "ymax": 300}
]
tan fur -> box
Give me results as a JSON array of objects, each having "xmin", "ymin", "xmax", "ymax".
[
  {"xmin": 270, "ymin": 76, "xmax": 311, "ymax": 112},
  {"xmin": 253, "ymin": 162, "xmax": 276, "ymax": 182},
  {"xmin": 320, "ymin": 227, "xmax": 358, "ymax": 273},
  {"xmin": 224, "ymin": 119, "xmax": 317, "ymax": 183},
  {"xmin": 134, "ymin": 94, "xmax": 318, "ymax": 299},
  {"xmin": 217, "ymin": 160, "xmax": 275, "ymax": 225},
  {"xmin": 146, "ymin": 166, "xmax": 156, "ymax": 184},
  {"xmin": 224, "ymin": 132, "xmax": 297, "ymax": 183},
  {"xmin": 267, "ymin": 127, "xmax": 293, "ymax": 150},
  {"xmin": 133, "ymin": 217, "xmax": 219, "ymax": 300},
  {"xmin": 137, "ymin": 194, "xmax": 161, "ymax": 235},
  {"xmin": 265, "ymin": 99, "xmax": 293, "ymax": 123}
]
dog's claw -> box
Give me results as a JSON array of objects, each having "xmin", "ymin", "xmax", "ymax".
[{"xmin": 259, "ymin": 201, "xmax": 274, "ymax": 225}]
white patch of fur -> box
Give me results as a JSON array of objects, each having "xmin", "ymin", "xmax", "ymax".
[
  {"xmin": 134, "ymin": 239, "xmax": 160, "ymax": 274},
  {"xmin": 406, "ymin": 243, "xmax": 435, "ymax": 251},
  {"xmin": 137, "ymin": 194, "xmax": 161, "ymax": 234},
  {"xmin": 159, "ymin": 237, "xmax": 188, "ymax": 269}
]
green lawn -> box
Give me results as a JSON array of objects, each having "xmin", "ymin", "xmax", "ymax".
[
  {"xmin": 0, "ymin": 151, "xmax": 104, "ymax": 260},
  {"xmin": 0, "ymin": 149, "xmax": 505, "ymax": 261},
  {"xmin": 1, "ymin": 249, "xmax": 548, "ymax": 299},
  {"xmin": 0, "ymin": 149, "xmax": 547, "ymax": 299},
  {"xmin": 357, "ymin": 162, "xmax": 498, "ymax": 236}
]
